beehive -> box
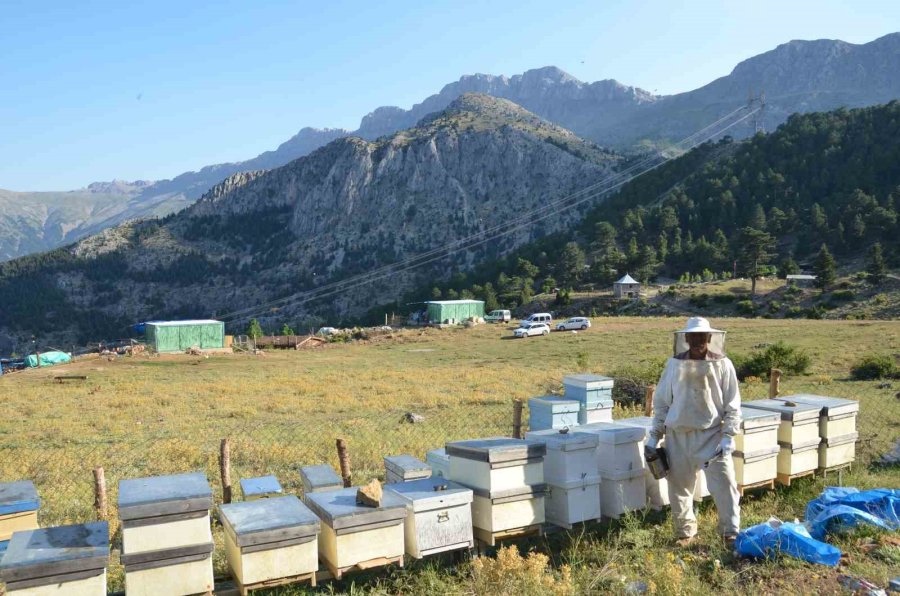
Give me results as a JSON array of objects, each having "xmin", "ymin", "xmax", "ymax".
[
  {"xmin": 306, "ymin": 488, "xmax": 406, "ymax": 574},
  {"xmin": 575, "ymin": 422, "xmax": 645, "ymax": 475},
  {"xmin": 219, "ymin": 496, "xmax": 320, "ymax": 587},
  {"xmin": 742, "ymin": 400, "xmax": 820, "ymax": 446},
  {"xmin": 385, "ymin": 477, "xmax": 474, "ymax": 558},
  {"xmin": 0, "ymin": 481, "xmax": 39, "ymax": 543},
  {"xmin": 615, "ymin": 417, "xmax": 667, "ymax": 509},
  {"xmin": 426, "ymin": 448, "xmax": 450, "ymax": 478},
  {"xmin": 299, "ymin": 465, "xmax": 343, "ymax": 496},
  {"xmin": 446, "ymin": 438, "xmax": 545, "ymax": 493},
  {"xmin": 0, "ymin": 521, "xmax": 108, "ymax": 595},
  {"xmin": 733, "ymin": 446, "xmax": 779, "ymax": 485},
  {"xmin": 562, "ymin": 374, "xmax": 615, "ymax": 425},
  {"xmin": 240, "ymin": 475, "xmax": 283, "ymax": 500},
  {"xmin": 118, "ymin": 472, "xmax": 214, "ymax": 596},
  {"xmin": 776, "ymin": 439, "xmax": 820, "ymax": 476},
  {"xmin": 597, "ymin": 468, "xmax": 645, "ymax": 519},
  {"xmin": 736, "ymin": 408, "xmax": 781, "ymax": 455},
  {"xmin": 384, "ymin": 455, "xmax": 432, "ymax": 484},
  {"xmin": 470, "ymin": 485, "xmax": 546, "ymax": 534},
  {"xmin": 819, "ymin": 432, "xmax": 858, "ymax": 468},
  {"xmin": 776, "ymin": 394, "xmax": 859, "ymax": 440},
  {"xmin": 527, "ymin": 396, "xmax": 580, "ymax": 431}
]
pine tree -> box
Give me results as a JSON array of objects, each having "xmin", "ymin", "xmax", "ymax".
[
  {"xmin": 558, "ymin": 242, "xmax": 586, "ymax": 287},
  {"xmin": 737, "ymin": 227, "xmax": 776, "ymax": 296},
  {"xmin": 867, "ymin": 242, "xmax": 886, "ymax": 284},
  {"xmin": 749, "ymin": 203, "xmax": 767, "ymax": 230},
  {"xmin": 813, "ymin": 244, "xmax": 836, "ymax": 290},
  {"xmin": 246, "ymin": 318, "xmax": 264, "ymax": 340},
  {"xmin": 481, "ymin": 283, "xmax": 499, "ymax": 312},
  {"xmin": 280, "ymin": 323, "xmax": 295, "ymax": 336}
]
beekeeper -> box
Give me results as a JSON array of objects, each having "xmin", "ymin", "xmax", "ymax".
[{"xmin": 647, "ymin": 317, "xmax": 741, "ymax": 546}]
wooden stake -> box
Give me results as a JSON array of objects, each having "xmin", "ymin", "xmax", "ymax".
[
  {"xmin": 644, "ymin": 384, "xmax": 656, "ymax": 417},
  {"xmin": 220, "ymin": 438, "xmax": 232, "ymax": 504},
  {"xmin": 769, "ymin": 368, "xmax": 782, "ymax": 398},
  {"xmin": 512, "ymin": 399, "xmax": 524, "ymax": 439},
  {"xmin": 93, "ymin": 467, "xmax": 107, "ymax": 520},
  {"xmin": 336, "ymin": 439, "xmax": 352, "ymax": 488}
]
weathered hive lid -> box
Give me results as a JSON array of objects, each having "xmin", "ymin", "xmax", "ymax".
[
  {"xmin": 118, "ymin": 472, "xmax": 212, "ymax": 520},
  {"xmin": 742, "ymin": 399, "xmax": 820, "ymax": 422},
  {"xmin": 299, "ymin": 464, "xmax": 343, "ymax": 492},
  {"xmin": 529, "ymin": 396, "xmax": 580, "ymax": 410},
  {"xmin": 562, "ymin": 374, "xmax": 614, "ymax": 389},
  {"xmin": 575, "ymin": 422, "xmax": 645, "ymax": 444},
  {"xmin": 740, "ymin": 407, "xmax": 782, "ymax": 428},
  {"xmin": 445, "ymin": 437, "xmax": 546, "ymax": 462},
  {"xmin": 218, "ymin": 496, "xmax": 319, "ymax": 547},
  {"xmin": 0, "ymin": 521, "xmax": 108, "ymax": 585},
  {"xmin": 239, "ymin": 475, "xmax": 283, "ymax": 499},
  {"xmin": 525, "ymin": 428, "xmax": 599, "ymax": 451},
  {"xmin": 305, "ymin": 487, "xmax": 406, "ymax": 532},
  {"xmin": 384, "ymin": 455, "xmax": 431, "ymax": 478},
  {"xmin": 426, "ymin": 448, "xmax": 448, "ymax": 462},
  {"xmin": 777, "ymin": 394, "xmax": 860, "ymax": 416},
  {"xmin": 0, "ymin": 480, "xmax": 40, "ymax": 516},
  {"xmin": 385, "ymin": 477, "xmax": 473, "ymax": 512},
  {"xmin": 471, "ymin": 483, "xmax": 548, "ymax": 504}
]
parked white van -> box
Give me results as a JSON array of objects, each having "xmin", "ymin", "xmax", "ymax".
[
  {"xmin": 519, "ymin": 313, "xmax": 553, "ymax": 326},
  {"xmin": 484, "ymin": 309, "xmax": 512, "ymax": 323}
]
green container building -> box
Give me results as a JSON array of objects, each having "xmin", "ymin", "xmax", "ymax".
[
  {"xmin": 426, "ymin": 300, "xmax": 485, "ymax": 324},
  {"xmin": 145, "ymin": 320, "xmax": 225, "ymax": 353}
]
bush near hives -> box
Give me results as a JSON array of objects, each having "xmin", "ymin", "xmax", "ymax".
[
  {"xmin": 731, "ymin": 341, "xmax": 811, "ymax": 380},
  {"xmin": 850, "ymin": 354, "xmax": 898, "ymax": 380}
]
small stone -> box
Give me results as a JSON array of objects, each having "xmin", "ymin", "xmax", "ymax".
[
  {"xmin": 356, "ymin": 479, "xmax": 383, "ymax": 508},
  {"xmin": 401, "ymin": 412, "xmax": 425, "ymax": 424}
]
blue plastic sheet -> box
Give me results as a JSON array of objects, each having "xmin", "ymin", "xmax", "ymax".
[
  {"xmin": 735, "ymin": 518, "xmax": 842, "ymax": 566},
  {"xmin": 806, "ymin": 487, "xmax": 900, "ymax": 540}
]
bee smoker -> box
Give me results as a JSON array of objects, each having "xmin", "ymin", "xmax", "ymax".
[{"xmin": 645, "ymin": 445, "xmax": 669, "ymax": 480}]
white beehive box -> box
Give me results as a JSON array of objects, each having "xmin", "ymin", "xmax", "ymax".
[
  {"xmin": 733, "ymin": 446, "xmax": 779, "ymax": 485},
  {"xmin": 528, "ymin": 396, "xmax": 580, "ymax": 431},
  {"xmin": 0, "ymin": 521, "xmax": 108, "ymax": 595},
  {"xmin": 0, "ymin": 481, "xmax": 40, "ymax": 543},
  {"xmin": 524, "ymin": 429, "xmax": 599, "ymax": 486},
  {"xmin": 306, "ymin": 487, "xmax": 406, "ymax": 574},
  {"xmin": 219, "ymin": 496, "xmax": 320, "ymax": 587},
  {"xmin": 614, "ymin": 417, "xmax": 667, "ymax": 509},
  {"xmin": 776, "ymin": 439, "xmax": 820, "ymax": 476},
  {"xmin": 776, "ymin": 394, "xmax": 859, "ymax": 439},
  {"xmin": 300, "ymin": 464, "xmax": 343, "ymax": 496},
  {"xmin": 240, "ymin": 475, "xmax": 283, "ymax": 501},
  {"xmin": 598, "ymin": 468, "xmax": 645, "ymax": 519},
  {"xmin": 544, "ymin": 477, "xmax": 601, "ymax": 528},
  {"xmin": 743, "ymin": 400, "xmax": 820, "ymax": 446},
  {"xmin": 736, "ymin": 407, "xmax": 781, "ymax": 454},
  {"xmin": 385, "ymin": 477, "xmax": 474, "ymax": 559},
  {"xmin": 819, "ymin": 432, "xmax": 858, "ymax": 468},
  {"xmin": 446, "ymin": 438, "xmax": 545, "ymax": 492},
  {"xmin": 118, "ymin": 472, "xmax": 214, "ymax": 596},
  {"xmin": 563, "ymin": 374, "xmax": 615, "ymax": 425},
  {"xmin": 384, "ymin": 455, "xmax": 432, "ymax": 484},
  {"xmin": 579, "ymin": 406, "xmax": 614, "ymax": 425},
  {"xmin": 575, "ymin": 422, "xmax": 645, "ymax": 475},
  {"xmin": 426, "ymin": 448, "xmax": 450, "ymax": 478},
  {"xmin": 470, "ymin": 485, "xmax": 546, "ymax": 534}
]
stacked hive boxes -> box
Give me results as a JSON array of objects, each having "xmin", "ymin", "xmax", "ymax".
[
  {"xmin": 219, "ymin": 496, "xmax": 320, "ymax": 589},
  {"xmin": 616, "ymin": 417, "xmax": 669, "ymax": 509},
  {"xmin": 733, "ymin": 408, "xmax": 781, "ymax": 486},
  {"xmin": 0, "ymin": 521, "xmax": 109, "ymax": 595},
  {"xmin": 576, "ymin": 423, "xmax": 646, "ymax": 518},
  {"xmin": 385, "ymin": 477, "xmax": 474, "ymax": 558},
  {"xmin": 118, "ymin": 472, "xmax": 214, "ymax": 596},
  {"xmin": 776, "ymin": 394, "xmax": 859, "ymax": 469},
  {"xmin": 563, "ymin": 375, "xmax": 614, "ymax": 424},
  {"xmin": 524, "ymin": 429, "xmax": 602, "ymax": 527},
  {"xmin": 299, "ymin": 465, "xmax": 343, "ymax": 500},
  {"xmin": 305, "ymin": 488, "xmax": 407, "ymax": 578},
  {"xmin": 426, "ymin": 449, "xmax": 450, "ymax": 478},
  {"xmin": 384, "ymin": 456, "xmax": 432, "ymax": 484},
  {"xmin": 446, "ymin": 438, "xmax": 546, "ymax": 545},
  {"xmin": 743, "ymin": 399, "xmax": 821, "ymax": 479},
  {"xmin": 0, "ymin": 481, "xmax": 39, "ymax": 546},
  {"xmin": 240, "ymin": 475, "xmax": 283, "ymax": 500},
  {"xmin": 527, "ymin": 396, "xmax": 580, "ymax": 431}
]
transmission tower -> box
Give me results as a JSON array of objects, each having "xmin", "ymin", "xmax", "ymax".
[{"xmin": 747, "ymin": 90, "xmax": 766, "ymax": 134}]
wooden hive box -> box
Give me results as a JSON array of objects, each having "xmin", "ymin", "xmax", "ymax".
[
  {"xmin": 575, "ymin": 422, "xmax": 645, "ymax": 476},
  {"xmin": 736, "ymin": 407, "xmax": 781, "ymax": 455},
  {"xmin": 0, "ymin": 481, "xmax": 40, "ymax": 543},
  {"xmin": 470, "ymin": 485, "xmax": 546, "ymax": 535},
  {"xmin": 299, "ymin": 465, "xmax": 343, "ymax": 498},
  {"xmin": 425, "ymin": 448, "xmax": 449, "ymax": 478},
  {"xmin": 384, "ymin": 455, "xmax": 432, "ymax": 484},
  {"xmin": 733, "ymin": 445, "xmax": 779, "ymax": 485},
  {"xmin": 0, "ymin": 521, "xmax": 108, "ymax": 595},
  {"xmin": 239, "ymin": 475, "xmax": 283, "ymax": 501},
  {"xmin": 306, "ymin": 487, "xmax": 407, "ymax": 577},
  {"xmin": 562, "ymin": 374, "xmax": 615, "ymax": 425},
  {"xmin": 218, "ymin": 496, "xmax": 320, "ymax": 588},
  {"xmin": 597, "ymin": 468, "xmax": 645, "ymax": 519},
  {"xmin": 118, "ymin": 472, "xmax": 214, "ymax": 596},
  {"xmin": 446, "ymin": 438, "xmax": 545, "ymax": 493},
  {"xmin": 742, "ymin": 400, "xmax": 820, "ymax": 446},
  {"xmin": 819, "ymin": 432, "xmax": 858, "ymax": 469},
  {"xmin": 776, "ymin": 394, "xmax": 859, "ymax": 440},
  {"xmin": 385, "ymin": 477, "xmax": 474, "ymax": 559},
  {"xmin": 776, "ymin": 439, "xmax": 820, "ymax": 476},
  {"xmin": 527, "ymin": 396, "xmax": 580, "ymax": 431}
]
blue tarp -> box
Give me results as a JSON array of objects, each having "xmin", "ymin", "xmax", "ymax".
[
  {"xmin": 806, "ymin": 487, "xmax": 900, "ymax": 540},
  {"xmin": 735, "ymin": 518, "xmax": 842, "ymax": 566},
  {"xmin": 24, "ymin": 351, "xmax": 71, "ymax": 368}
]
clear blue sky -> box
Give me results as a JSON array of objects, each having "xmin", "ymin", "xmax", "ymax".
[{"xmin": 1, "ymin": 0, "xmax": 896, "ymax": 191}]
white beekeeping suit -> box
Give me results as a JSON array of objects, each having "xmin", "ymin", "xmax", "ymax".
[{"xmin": 649, "ymin": 317, "xmax": 741, "ymax": 543}]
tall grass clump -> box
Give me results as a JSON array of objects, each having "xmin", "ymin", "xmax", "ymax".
[{"xmin": 470, "ymin": 546, "xmax": 574, "ymax": 595}]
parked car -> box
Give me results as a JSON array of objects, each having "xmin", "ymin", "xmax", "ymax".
[
  {"xmin": 557, "ymin": 317, "xmax": 591, "ymax": 331},
  {"xmin": 484, "ymin": 309, "xmax": 512, "ymax": 323},
  {"xmin": 513, "ymin": 323, "xmax": 551, "ymax": 338},
  {"xmin": 519, "ymin": 312, "xmax": 553, "ymax": 326}
]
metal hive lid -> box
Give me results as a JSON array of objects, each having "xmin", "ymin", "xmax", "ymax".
[
  {"xmin": 740, "ymin": 407, "xmax": 782, "ymax": 428},
  {"xmin": 445, "ymin": 437, "xmax": 546, "ymax": 462},
  {"xmin": 117, "ymin": 472, "xmax": 212, "ymax": 520},
  {"xmin": 524, "ymin": 428, "xmax": 599, "ymax": 451},
  {"xmin": 384, "ymin": 455, "xmax": 431, "ymax": 476},
  {"xmin": 777, "ymin": 394, "xmax": 860, "ymax": 416},
  {"xmin": 742, "ymin": 399, "xmax": 820, "ymax": 422},
  {"xmin": 385, "ymin": 477, "xmax": 473, "ymax": 511},
  {"xmin": 299, "ymin": 464, "xmax": 343, "ymax": 489},
  {"xmin": 218, "ymin": 496, "xmax": 319, "ymax": 545},
  {"xmin": 562, "ymin": 374, "xmax": 614, "ymax": 389},
  {"xmin": 239, "ymin": 475, "xmax": 283, "ymax": 498},
  {"xmin": 305, "ymin": 487, "xmax": 406, "ymax": 530},
  {"xmin": 0, "ymin": 480, "xmax": 40, "ymax": 516},
  {"xmin": 575, "ymin": 422, "xmax": 645, "ymax": 444},
  {"xmin": 0, "ymin": 521, "xmax": 109, "ymax": 582}
]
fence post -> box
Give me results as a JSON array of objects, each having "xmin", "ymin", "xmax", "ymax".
[
  {"xmin": 336, "ymin": 439, "xmax": 352, "ymax": 488},
  {"xmin": 512, "ymin": 399, "xmax": 524, "ymax": 439},
  {"xmin": 644, "ymin": 384, "xmax": 656, "ymax": 417},
  {"xmin": 769, "ymin": 368, "xmax": 782, "ymax": 398},
  {"xmin": 93, "ymin": 467, "xmax": 107, "ymax": 520},
  {"xmin": 219, "ymin": 438, "xmax": 232, "ymax": 504}
]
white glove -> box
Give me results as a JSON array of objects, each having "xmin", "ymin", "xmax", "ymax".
[{"xmin": 718, "ymin": 435, "xmax": 736, "ymax": 457}]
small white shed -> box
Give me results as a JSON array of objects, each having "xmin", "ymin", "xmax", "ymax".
[{"xmin": 613, "ymin": 274, "xmax": 641, "ymax": 299}]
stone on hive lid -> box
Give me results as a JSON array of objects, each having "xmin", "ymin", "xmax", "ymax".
[
  {"xmin": 356, "ymin": 480, "xmax": 383, "ymax": 508},
  {"xmin": 239, "ymin": 475, "xmax": 283, "ymax": 499},
  {"xmin": 306, "ymin": 488, "xmax": 406, "ymax": 533},
  {"xmin": 0, "ymin": 481, "xmax": 40, "ymax": 516},
  {"xmin": 218, "ymin": 496, "xmax": 319, "ymax": 546},
  {"xmin": 0, "ymin": 521, "xmax": 108, "ymax": 585},
  {"xmin": 118, "ymin": 472, "xmax": 212, "ymax": 520}
]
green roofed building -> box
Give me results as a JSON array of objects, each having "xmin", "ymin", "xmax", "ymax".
[
  {"xmin": 145, "ymin": 320, "xmax": 225, "ymax": 353},
  {"xmin": 425, "ymin": 300, "xmax": 485, "ymax": 324}
]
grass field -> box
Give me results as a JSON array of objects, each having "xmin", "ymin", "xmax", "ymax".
[{"xmin": 1, "ymin": 317, "xmax": 898, "ymax": 594}]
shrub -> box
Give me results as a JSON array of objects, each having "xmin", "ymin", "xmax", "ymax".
[
  {"xmin": 689, "ymin": 293, "xmax": 709, "ymax": 307},
  {"xmin": 733, "ymin": 341, "xmax": 812, "ymax": 380},
  {"xmin": 805, "ymin": 306, "xmax": 826, "ymax": 319},
  {"xmin": 785, "ymin": 306, "xmax": 804, "ymax": 318},
  {"xmin": 784, "ymin": 284, "xmax": 803, "ymax": 296},
  {"xmin": 610, "ymin": 360, "xmax": 667, "ymax": 404},
  {"xmin": 712, "ymin": 294, "xmax": 736, "ymax": 304},
  {"xmin": 470, "ymin": 546, "xmax": 574, "ymax": 596},
  {"xmin": 831, "ymin": 289, "xmax": 855, "ymax": 301},
  {"xmin": 850, "ymin": 354, "xmax": 898, "ymax": 380},
  {"xmin": 768, "ymin": 301, "xmax": 782, "ymax": 313},
  {"xmin": 736, "ymin": 300, "xmax": 755, "ymax": 315}
]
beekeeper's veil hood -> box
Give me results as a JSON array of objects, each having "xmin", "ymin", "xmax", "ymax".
[{"xmin": 672, "ymin": 317, "xmax": 726, "ymax": 358}]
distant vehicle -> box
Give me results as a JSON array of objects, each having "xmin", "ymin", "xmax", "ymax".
[
  {"xmin": 513, "ymin": 323, "xmax": 551, "ymax": 338},
  {"xmin": 519, "ymin": 313, "xmax": 553, "ymax": 326},
  {"xmin": 557, "ymin": 317, "xmax": 591, "ymax": 331},
  {"xmin": 317, "ymin": 327, "xmax": 337, "ymax": 336},
  {"xmin": 484, "ymin": 309, "xmax": 512, "ymax": 323}
]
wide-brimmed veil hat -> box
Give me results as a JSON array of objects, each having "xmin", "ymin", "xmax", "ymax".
[
  {"xmin": 676, "ymin": 317, "xmax": 723, "ymax": 335},
  {"xmin": 672, "ymin": 317, "xmax": 726, "ymax": 356}
]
